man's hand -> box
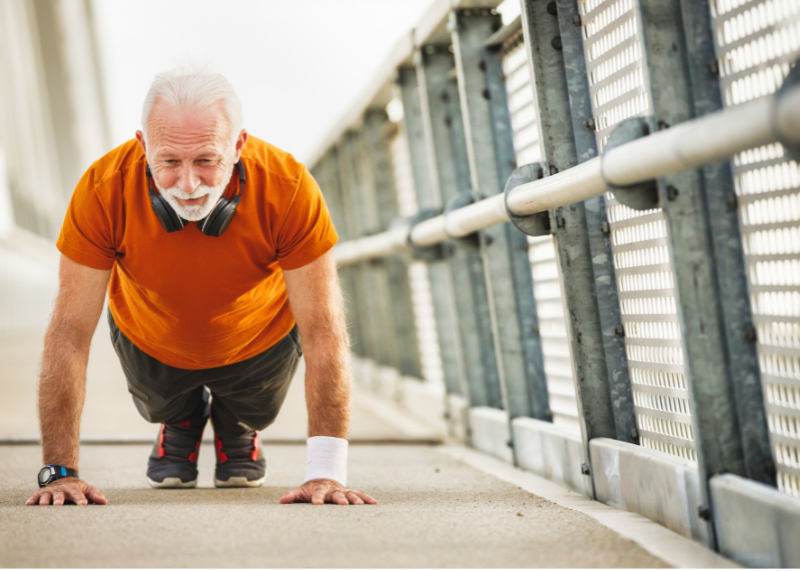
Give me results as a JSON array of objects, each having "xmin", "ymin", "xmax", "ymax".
[
  {"xmin": 280, "ymin": 479, "xmax": 377, "ymax": 506},
  {"xmin": 25, "ymin": 478, "xmax": 107, "ymax": 506}
]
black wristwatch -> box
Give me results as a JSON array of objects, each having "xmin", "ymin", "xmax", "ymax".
[{"xmin": 38, "ymin": 464, "xmax": 79, "ymax": 488}]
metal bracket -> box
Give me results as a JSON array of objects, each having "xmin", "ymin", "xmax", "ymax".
[
  {"xmin": 503, "ymin": 162, "xmax": 551, "ymax": 236},
  {"xmin": 443, "ymin": 190, "xmax": 482, "ymax": 252},
  {"xmin": 604, "ymin": 117, "xmax": 660, "ymax": 211},
  {"xmin": 775, "ymin": 60, "xmax": 800, "ymax": 163},
  {"xmin": 407, "ymin": 208, "xmax": 452, "ymax": 261}
]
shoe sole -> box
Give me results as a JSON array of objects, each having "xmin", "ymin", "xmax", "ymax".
[
  {"xmin": 147, "ymin": 476, "xmax": 198, "ymax": 489},
  {"xmin": 214, "ymin": 475, "xmax": 266, "ymax": 488}
]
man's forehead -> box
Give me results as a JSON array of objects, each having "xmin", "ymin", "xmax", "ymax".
[{"xmin": 148, "ymin": 99, "xmax": 230, "ymax": 145}]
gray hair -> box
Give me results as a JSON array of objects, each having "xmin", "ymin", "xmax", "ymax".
[{"xmin": 141, "ymin": 66, "xmax": 243, "ymax": 146}]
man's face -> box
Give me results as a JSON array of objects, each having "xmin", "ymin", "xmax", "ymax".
[{"xmin": 136, "ymin": 100, "xmax": 246, "ymax": 221}]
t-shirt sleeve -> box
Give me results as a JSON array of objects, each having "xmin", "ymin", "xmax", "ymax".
[
  {"xmin": 55, "ymin": 166, "xmax": 118, "ymax": 270},
  {"xmin": 276, "ymin": 166, "xmax": 339, "ymax": 271}
]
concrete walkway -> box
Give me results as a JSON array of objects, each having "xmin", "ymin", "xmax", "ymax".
[
  {"xmin": 2, "ymin": 442, "xmax": 674, "ymax": 568},
  {"xmin": 0, "ymin": 303, "xmax": 733, "ymax": 568}
]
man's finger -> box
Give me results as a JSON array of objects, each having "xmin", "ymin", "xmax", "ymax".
[
  {"xmin": 346, "ymin": 492, "xmax": 364, "ymax": 505},
  {"xmin": 39, "ymin": 492, "xmax": 52, "ymax": 506},
  {"xmin": 70, "ymin": 490, "xmax": 88, "ymax": 506},
  {"xmin": 311, "ymin": 488, "xmax": 327, "ymax": 505},
  {"xmin": 86, "ymin": 487, "xmax": 108, "ymax": 505},
  {"xmin": 356, "ymin": 491, "xmax": 378, "ymax": 505},
  {"xmin": 331, "ymin": 491, "xmax": 349, "ymax": 505},
  {"xmin": 53, "ymin": 491, "xmax": 65, "ymax": 506},
  {"xmin": 280, "ymin": 489, "xmax": 300, "ymax": 504},
  {"xmin": 26, "ymin": 493, "xmax": 40, "ymax": 506}
]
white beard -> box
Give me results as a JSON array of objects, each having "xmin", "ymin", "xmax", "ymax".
[{"xmin": 154, "ymin": 160, "xmax": 236, "ymax": 221}]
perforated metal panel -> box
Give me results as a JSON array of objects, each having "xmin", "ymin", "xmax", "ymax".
[
  {"xmin": 502, "ymin": 31, "xmax": 581, "ymax": 433},
  {"xmin": 580, "ymin": 0, "xmax": 697, "ymax": 462},
  {"xmin": 389, "ymin": 130, "xmax": 444, "ymax": 385},
  {"xmin": 711, "ymin": 0, "xmax": 800, "ymax": 496}
]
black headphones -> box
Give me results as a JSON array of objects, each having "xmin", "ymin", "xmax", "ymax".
[{"xmin": 146, "ymin": 160, "xmax": 246, "ymax": 237}]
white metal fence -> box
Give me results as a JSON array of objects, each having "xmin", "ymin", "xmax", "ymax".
[
  {"xmin": 502, "ymin": 28, "xmax": 581, "ymax": 434},
  {"xmin": 389, "ymin": 128, "xmax": 445, "ymax": 387},
  {"xmin": 579, "ymin": 0, "xmax": 697, "ymax": 462},
  {"xmin": 711, "ymin": 0, "xmax": 800, "ymax": 497}
]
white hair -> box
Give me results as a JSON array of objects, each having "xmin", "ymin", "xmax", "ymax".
[{"xmin": 141, "ymin": 66, "xmax": 243, "ymax": 146}]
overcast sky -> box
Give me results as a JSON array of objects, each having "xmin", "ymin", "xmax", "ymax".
[{"xmin": 91, "ymin": 0, "xmax": 445, "ymax": 163}]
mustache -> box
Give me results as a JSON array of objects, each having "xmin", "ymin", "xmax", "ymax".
[{"xmin": 164, "ymin": 186, "xmax": 212, "ymax": 200}]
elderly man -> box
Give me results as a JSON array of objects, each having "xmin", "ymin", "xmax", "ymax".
[{"xmin": 25, "ymin": 68, "xmax": 375, "ymax": 507}]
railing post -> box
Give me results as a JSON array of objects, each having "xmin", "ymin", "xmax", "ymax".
[
  {"xmin": 358, "ymin": 111, "xmax": 406, "ymax": 372},
  {"xmin": 519, "ymin": 0, "xmax": 639, "ymax": 454},
  {"xmin": 635, "ymin": 0, "xmax": 773, "ymax": 545},
  {"xmin": 361, "ymin": 111, "xmax": 424, "ymax": 379},
  {"xmin": 347, "ymin": 125, "xmax": 398, "ymax": 369},
  {"xmin": 555, "ymin": 0, "xmax": 638, "ymax": 446},
  {"xmin": 315, "ymin": 149, "xmax": 365, "ymax": 357},
  {"xmin": 449, "ymin": 7, "xmax": 550, "ymax": 423},
  {"xmin": 413, "ymin": 45, "xmax": 508, "ymax": 410},
  {"xmin": 396, "ymin": 65, "xmax": 463, "ymax": 393},
  {"xmin": 679, "ymin": 0, "xmax": 776, "ymax": 488},
  {"xmin": 335, "ymin": 139, "xmax": 373, "ymax": 359}
]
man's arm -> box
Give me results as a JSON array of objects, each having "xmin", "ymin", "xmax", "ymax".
[
  {"xmin": 279, "ymin": 250, "xmax": 376, "ymax": 505},
  {"xmin": 25, "ymin": 254, "xmax": 111, "ymax": 506}
]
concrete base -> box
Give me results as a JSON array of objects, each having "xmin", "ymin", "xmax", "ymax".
[
  {"xmin": 375, "ymin": 364, "xmax": 402, "ymax": 402},
  {"xmin": 467, "ymin": 407, "xmax": 513, "ymax": 464},
  {"xmin": 512, "ymin": 416, "xmax": 591, "ymax": 497},
  {"xmin": 351, "ymin": 358, "xmax": 448, "ymax": 437},
  {"xmin": 590, "ymin": 438, "xmax": 709, "ymax": 545},
  {"xmin": 711, "ymin": 473, "xmax": 800, "ymax": 568},
  {"xmin": 446, "ymin": 394, "xmax": 468, "ymax": 444},
  {"xmin": 398, "ymin": 377, "xmax": 446, "ymax": 434}
]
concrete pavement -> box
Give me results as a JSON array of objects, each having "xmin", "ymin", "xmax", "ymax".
[{"xmin": 1, "ymin": 443, "xmax": 671, "ymax": 568}]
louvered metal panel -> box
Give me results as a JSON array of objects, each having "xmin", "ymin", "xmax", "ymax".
[
  {"xmin": 580, "ymin": 0, "xmax": 697, "ymax": 462},
  {"xmin": 502, "ymin": 31, "xmax": 581, "ymax": 433},
  {"xmin": 389, "ymin": 130, "xmax": 444, "ymax": 385},
  {"xmin": 711, "ymin": 0, "xmax": 800, "ymax": 497}
]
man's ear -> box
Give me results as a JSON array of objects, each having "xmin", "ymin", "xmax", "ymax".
[
  {"xmin": 234, "ymin": 130, "xmax": 248, "ymax": 162},
  {"xmin": 135, "ymin": 130, "xmax": 147, "ymax": 156}
]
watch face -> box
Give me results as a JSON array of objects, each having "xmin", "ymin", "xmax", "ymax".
[{"xmin": 38, "ymin": 467, "xmax": 52, "ymax": 485}]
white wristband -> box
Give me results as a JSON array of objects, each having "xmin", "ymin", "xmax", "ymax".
[{"xmin": 304, "ymin": 436, "xmax": 348, "ymax": 486}]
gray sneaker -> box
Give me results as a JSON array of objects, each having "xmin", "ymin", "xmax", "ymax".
[
  {"xmin": 213, "ymin": 430, "xmax": 266, "ymax": 488},
  {"xmin": 146, "ymin": 418, "xmax": 207, "ymax": 488}
]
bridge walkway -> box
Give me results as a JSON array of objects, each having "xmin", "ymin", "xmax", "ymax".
[{"xmin": 0, "ymin": 318, "xmax": 733, "ymax": 568}]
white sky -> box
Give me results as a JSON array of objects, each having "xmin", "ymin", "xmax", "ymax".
[{"xmin": 91, "ymin": 0, "xmax": 436, "ymax": 163}]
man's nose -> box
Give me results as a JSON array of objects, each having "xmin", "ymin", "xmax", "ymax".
[{"xmin": 177, "ymin": 163, "xmax": 201, "ymax": 194}]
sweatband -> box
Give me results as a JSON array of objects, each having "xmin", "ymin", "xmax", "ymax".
[{"xmin": 304, "ymin": 436, "xmax": 348, "ymax": 486}]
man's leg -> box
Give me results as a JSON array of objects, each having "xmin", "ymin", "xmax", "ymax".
[
  {"xmin": 204, "ymin": 326, "xmax": 302, "ymax": 487},
  {"xmin": 107, "ymin": 310, "xmax": 209, "ymax": 487}
]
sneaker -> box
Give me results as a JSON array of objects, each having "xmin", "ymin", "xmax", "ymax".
[
  {"xmin": 146, "ymin": 419, "xmax": 207, "ymax": 488},
  {"xmin": 213, "ymin": 430, "xmax": 266, "ymax": 488}
]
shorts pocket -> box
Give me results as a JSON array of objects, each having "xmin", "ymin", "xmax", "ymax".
[{"xmin": 127, "ymin": 383, "xmax": 150, "ymax": 402}]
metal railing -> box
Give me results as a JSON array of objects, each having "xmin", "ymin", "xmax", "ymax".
[
  {"xmin": 310, "ymin": 0, "xmax": 800, "ymax": 565},
  {"xmin": 333, "ymin": 88, "xmax": 800, "ymax": 265}
]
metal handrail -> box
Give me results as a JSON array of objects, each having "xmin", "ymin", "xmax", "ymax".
[{"xmin": 334, "ymin": 78, "xmax": 800, "ymax": 266}]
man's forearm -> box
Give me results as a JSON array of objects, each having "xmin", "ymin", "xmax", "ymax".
[
  {"xmin": 38, "ymin": 328, "xmax": 89, "ymax": 470},
  {"xmin": 303, "ymin": 331, "xmax": 352, "ymax": 439}
]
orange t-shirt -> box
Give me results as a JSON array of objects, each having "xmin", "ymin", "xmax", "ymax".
[{"xmin": 56, "ymin": 137, "xmax": 338, "ymax": 369}]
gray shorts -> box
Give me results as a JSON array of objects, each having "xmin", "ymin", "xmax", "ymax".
[{"xmin": 107, "ymin": 309, "xmax": 302, "ymax": 437}]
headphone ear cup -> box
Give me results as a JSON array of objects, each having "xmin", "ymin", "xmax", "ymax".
[
  {"xmin": 200, "ymin": 199, "xmax": 238, "ymax": 237},
  {"xmin": 151, "ymin": 193, "xmax": 184, "ymax": 232}
]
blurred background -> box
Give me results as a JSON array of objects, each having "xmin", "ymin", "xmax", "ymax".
[
  {"xmin": 0, "ymin": 0, "xmax": 517, "ymax": 441},
  {"xmin": 1, "ymin": 0, "xmax": 521, "ymax": 439}
]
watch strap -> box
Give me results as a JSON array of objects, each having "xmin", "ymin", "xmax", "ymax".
[{"xmin": 39, "ymin": 464, "xmax": 79, "ymax": 487}]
